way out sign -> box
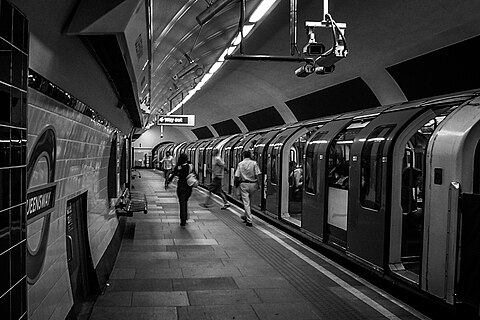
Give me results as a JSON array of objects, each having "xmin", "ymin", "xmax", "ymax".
[{"xmin": 156, "ymin": 115, "xmax": 195, "ymax": 126}]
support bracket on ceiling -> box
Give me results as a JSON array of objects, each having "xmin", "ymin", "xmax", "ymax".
[{"xmin": 224, "ymin": 0, "xmax": 347, "ymax": 77}]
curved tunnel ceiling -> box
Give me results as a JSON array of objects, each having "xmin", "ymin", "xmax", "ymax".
[{"xmin": 150, "ymin": 0, "xmax": 480, "ymax": 139}]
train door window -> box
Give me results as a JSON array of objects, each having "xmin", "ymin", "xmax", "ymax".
[
  {"xmin": 305, "ymin": 131, "xmax": 328, "ymax": 194},
  {"xmin": 271, "ymin": 150, "xmax": 278, "ymax": 185},
  {"xmin": 360, "ymin": 126, "xmax": 394, "ymax": 211},
  {"xmin": 328, "ymin": 124, "xmax": 365, "ymax": 190},
  {"xmin": 326, "ymin": 123, "xmax": 367, "ymax": 243}
]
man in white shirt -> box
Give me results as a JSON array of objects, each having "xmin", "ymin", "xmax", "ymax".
[
  {"xmin": 160, "ymin": 151, "xmax": 174, "ymax": 189},
  {"xmin": 200, "ymin": 149, "xmax": 230, "ymax": 209},
  {"xmin": 234, "ymin": 150, "xmax": 261, "ymax": 226}
]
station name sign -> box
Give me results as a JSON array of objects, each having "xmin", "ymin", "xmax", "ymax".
[
  {"xmin": 26, "ymin": 183, "xmax": 56, "ymax": 222},
  {"xmin": 156, "ymin": 115, "xmax": 195, "ymax": 126}
]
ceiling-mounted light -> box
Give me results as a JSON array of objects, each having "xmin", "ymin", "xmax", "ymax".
[
  {"xmin": 208, "ymin": 61, "xmax": 223, "ymax": 74},
  {"xmin": 227, "ymin": 46, "xmax": 237, "ymax": 55},
  {"xmin": 249, "ymin": 0, "xmax": 277, "ymax": 23},
  {"xmin": 218, "ymin": 48, "xmax": 230, "ymax": 62},
  {"xmin": 201, "ymin": 73, "xmax": 213, "ymax": 83},
  {"xmin": 232, "ymin": 24, "xmax": 255, "ymax": 45}
]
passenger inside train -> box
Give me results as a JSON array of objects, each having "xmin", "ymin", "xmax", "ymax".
[
  {"xmin": 328, "ymin": 151, "xmax": 349, "ymax": 189},
  {"xmin": 289, "ymin": 160, "xmax": 304, "ymax": 200}
]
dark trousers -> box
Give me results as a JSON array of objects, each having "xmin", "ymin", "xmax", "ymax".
[{"xmin": 177, "ymin": 187, "xmax": 192, "ymax": 224}]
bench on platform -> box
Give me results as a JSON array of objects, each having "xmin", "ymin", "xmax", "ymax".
[{"xmin": 115, "ymin": 188, "xmax": 148, "ymax": 217}]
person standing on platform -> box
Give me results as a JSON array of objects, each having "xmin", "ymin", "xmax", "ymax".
[
  {"xmin": 234, "ymin": 150, "xmax": 261, "ymax": 227},
  {"xmin": 160, "ymin": 151, "xmax": 174, "ymax": 189},
  {"xmin": 200, "ymin": 149, "xmax": 230, "ymax": 209},
  {"xmin": 166, "ymin": 153, "xmax": 193, "ymax": 227}
]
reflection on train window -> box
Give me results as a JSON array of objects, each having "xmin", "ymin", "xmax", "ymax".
[
  {"xmin": 328, "ymin": 127, "xmax": 362, "ymax": 190},
  {"xmin": 305, "ymin": 131, "xmax": 328, "ymax": 194},
  {"xmin": 271, "ymin": 151, "xmax": 277, "ymax": 184},
  {"xmin": 360, "ymin": 126, "xmax": 394, "ymax": 210}
]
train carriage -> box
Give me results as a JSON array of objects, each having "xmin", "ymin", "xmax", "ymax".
[{"xmin": 178, "ymin": 89, "xmax": 480, "ymax": 311}]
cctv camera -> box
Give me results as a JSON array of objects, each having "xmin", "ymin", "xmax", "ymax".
[
  {"xmin": 314, "ymin": 65, "xmax": 335, "ymax": 75},
  {"xmin": 303, "ymin": 42, "xmax": 325, "ymax": 55},
  {"xmin": 295, "ymin": 64, "xmax": 315, "ymax": 77}
]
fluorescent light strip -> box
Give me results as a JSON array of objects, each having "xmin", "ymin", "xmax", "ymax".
[
  {"xmin": 249, "ymin": 0, "xmax": 276, "ymax": 23},
  {"xmin": 218, "ymin": 48, "xmax": 230, "ymax": 62},
  {"xmin": 231, "ymin": 24, "xmax": 255, "ymax": 45},
  {"xmin": 227, "ymin": 45, "xmax": 237, "ymax": 55},
  {"xmin": 165, "ymin": 24, "xmax": 256, "ymax": 116},
  {"xmin": 209, "ymin": 61, "xmax": 223, "ymax": 74}
]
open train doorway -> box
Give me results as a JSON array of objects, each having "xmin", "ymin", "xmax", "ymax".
[
  {"xmin": 389, "ymin": 100, "xmax": 467, "ymax": 285},
  {"xmin": 66, "ymin": 192, "xmax": 99, "ymax": 317}
]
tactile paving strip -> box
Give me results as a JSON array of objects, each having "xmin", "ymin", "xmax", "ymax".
[{"xmin": 212, "ymin": 211, "xmax": 371, "ymax": 320}]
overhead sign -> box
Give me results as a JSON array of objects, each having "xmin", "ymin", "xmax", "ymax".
[{"xmin": 157, "ymin": 115, "xmax": 195, "ymax": 126}]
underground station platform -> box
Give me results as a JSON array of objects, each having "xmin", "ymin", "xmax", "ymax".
[{"xmin": 89, "ymin": 169, "xmax": 430, "ymax": 320}]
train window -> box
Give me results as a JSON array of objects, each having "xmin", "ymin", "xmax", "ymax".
[
  {"xmin": 328, "ymin": 128, "xmax": 360, "ymax": 190},
  {"xmin": 305, "ymin": 131, "xmax": 328, "ymax": 194},
  {"xmin": 360, "ymin": 125, "xmax": 394, "ymax": 210},
  {"xmin": 271, "ymin": 151, "xmax": 278, "ymax": 185}
]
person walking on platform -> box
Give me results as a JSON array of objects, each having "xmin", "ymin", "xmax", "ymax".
[
  {"xmin": 200, "ymin": 149, "xmax": 230, "ymax": 209},
  {"xmin": 166, "ymin": 153, "xmax": 193, "ymax": 227},
  {"xmin": 234, "ymin": 150, "xmax": 261, "ymax": 227},
  {"xmin": 160, "ymin": 151, "xmax": 174, "ymax": 189}
]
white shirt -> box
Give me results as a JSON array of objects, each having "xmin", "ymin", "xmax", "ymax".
[
  {"xmin": 161, "ymin": 155, "xmax": 174, "ymax": 170},
  {"xmin": 235, "ymin": 158, "xmax": 261, "ymax": 182}
]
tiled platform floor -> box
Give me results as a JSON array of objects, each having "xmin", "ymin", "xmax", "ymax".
[{"xmin": 89, "ymin": 169, "xmax": 429, "ymax": 320}]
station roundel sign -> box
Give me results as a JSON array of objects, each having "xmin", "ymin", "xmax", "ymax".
[{"xmin": 26, "ymin": 127, "xmax": 57, "ymax": 284}]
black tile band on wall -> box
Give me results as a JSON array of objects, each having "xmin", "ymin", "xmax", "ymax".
[
  {"xmin": 192, "ymin": 126, "xmax": 214, "ymax": 139},
  {"xmin": 286, "ymin": 77, "xmax": 380, "ymax": 121},
  {"xmin": 0, "ymin": 0, "xmax": 28, "ymax": 319},
  {"xmin": 27, "ymin": 69, "xmax": 119, "ymax": 134},
  {"xmin": 212, "ymin": 119, "xmax": 241, "ymax": 136},
  {"xmin": 386, "ymin": 35, "xmax": 480, "ymax": 101},
  {"xmin": 239, "ymin": 106, "xmax": 285, "ymax": 131}
]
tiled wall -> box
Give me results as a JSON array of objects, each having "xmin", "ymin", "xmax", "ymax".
[
  {"xmin": 0, "ymin": 1, "xmax": 28, "ymax": 319},
  {"xmin": 27, "ymin": 89, "xmax": 124, "ymax": 320}
]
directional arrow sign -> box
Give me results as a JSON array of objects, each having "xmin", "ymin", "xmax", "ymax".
[{"xmin": 156, "ymin": 115, "xmax": 195, "ymax": 126}]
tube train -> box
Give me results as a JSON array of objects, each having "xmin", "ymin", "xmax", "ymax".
[{"xmin": 155, "ymin": 89, "xmax": 480, "ymax": 313}]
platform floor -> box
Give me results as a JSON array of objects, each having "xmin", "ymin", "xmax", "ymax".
[{"xmin": 89, "ymin": 169, "xmax": 429, "ymax": 320}]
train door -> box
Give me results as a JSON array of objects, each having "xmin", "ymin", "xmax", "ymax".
[
  {"xmin": 348, "ymin": 108, "xmax": 425, "ymax": 268},
  {"xmin": 325, "ymin": 121, "xmax": 369, "ymax": 249},
  {"xmin": 66, "ymin": 193, "xmax": 99, "ymax": 316},
  {"xmin": 265, "ymin": 127, "xmax": 301, "ymax": 218},
  {"xmin": 213, "ymin": 136, "xmax": 235, "ymax": 191},
  {"xmin": 234, "ymin": 133, "xmax": 259, "ymax": 165},
  {"xmin": 204, "ymin": 139, "xmax": 217, "ymax": 185},
  {"xmin": 280, "ymin": 127, "xmax": 314, "ymax": 226},
  {"xmin": 173, "ymin": 141, "xmax": 188, "ymax": 159},
  {"xmin": 421, "ymin": 97, "xmax": 480, "ymax": 305},
  {"xmin": 252, "ymin": 129, "xmax": 280, "ymax": 211},
  {"xmin": 188, "ymin": 140, "xmax": 202, "ymax": 173},
  {"xmin": 197, "ymin": 140, "xmax": 210, "ymax": 184},
  {"xmin": 387, "ymin": 107, "xmax": 451, "ymax": 284},
  {"xmin": 457, "ymin": 138, "xmax": 480, "ymax": 309},
  {"xmin": 302, "ymin": 119, "xmax": 350, "ymax": 239},
  {"xmin": 232, "ymin": 133, "xmax": 257, "ymax": 176},
  {"xmin": 224, "ymin": 135, "xmax": 243, "ymax": 194}
]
